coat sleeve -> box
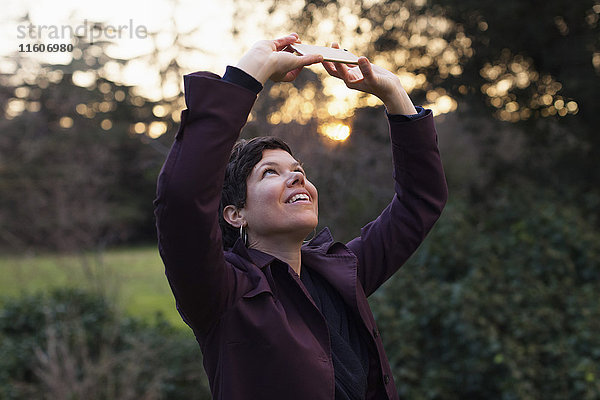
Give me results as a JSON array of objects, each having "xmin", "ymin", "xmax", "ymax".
[
  {"xmin": 345, "ymin": 110, "xmax": 448, "ymax": 297},
  {"xmin": 154, "ymin": 71, "xmax": 257, "ymax": 334}
]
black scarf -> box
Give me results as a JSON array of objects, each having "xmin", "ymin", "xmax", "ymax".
[{"xmin": 301, "ymin": 265, "xmax": 370, "ymax": 400}]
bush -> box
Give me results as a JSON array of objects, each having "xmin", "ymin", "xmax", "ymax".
[
  {"xmin": 371, "ymin": 185, "xmax": 600, "ymax": 399},
  {"xmin": 0, "ymin": 289, "xmax": 211, "ymax": 400}
]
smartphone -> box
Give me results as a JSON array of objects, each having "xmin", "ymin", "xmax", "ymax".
[{"xmin": 288, "ymin": 43, "xmax": 360, "ymax": 65}]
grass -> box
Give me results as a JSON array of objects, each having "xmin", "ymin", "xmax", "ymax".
[{"xmin": 0, "ymin": 246, "xmax": 188, "ymax": 330}]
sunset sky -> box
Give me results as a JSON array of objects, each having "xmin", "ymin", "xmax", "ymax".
[
  {"xmin": 2, "ymin": 0, "xmax": 270, "ymax": 84},
  {"xmin": 2, "ymin": 0, "xmax": 471, "ymax": 140}
]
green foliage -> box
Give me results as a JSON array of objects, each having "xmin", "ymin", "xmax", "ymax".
[
  {"xmin": 371, "ymin": 186, "xmax": 600, "ymax": 399},
  {"xmin": 0, "ymin": 289, "xmax": 211, "ymax": 400}
]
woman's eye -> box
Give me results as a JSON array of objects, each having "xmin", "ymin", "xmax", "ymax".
[
  {"xmin": 296, "ymin": 169, "xmax": 306, "ymax": 175},
  {"xmin": 263, "ymin": 168, "xmax": 276, "ymax": 176}
]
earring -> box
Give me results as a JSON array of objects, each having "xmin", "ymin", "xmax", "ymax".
[
  {"xmin": 303, "ymin": 228, "xmax": 317, "ymax": 244},
  {"xmin": 239, "ymin": 224, "xmax": 248, "ymax": 247}
]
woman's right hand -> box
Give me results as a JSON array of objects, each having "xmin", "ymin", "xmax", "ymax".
[
  {"xmin": 236, "ymin": 33, "xmax": 323, "ymax": 84},
  {"xmin": 322, "ymin": 42, "xmax": 417, "ymax": 115}
]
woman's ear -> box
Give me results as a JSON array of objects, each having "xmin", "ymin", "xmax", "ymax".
[{"xmin": 223, "ymin": 205, "xmax": 245, "ymax": 228}]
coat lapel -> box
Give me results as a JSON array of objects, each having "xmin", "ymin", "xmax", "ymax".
[
  {"xmin": 302, "ymin": 229, "xmax": 379, "ymax": 345},
  {"xmin": 229, "ymin": 238, "xmax": 275, "ymax": 297},
  {"xmin": 301, "ymin": 228, "xmax": 360, "ymax": 315},
  {"xmin": 229, "ymin": 229, "xmax": 364, "ymax": 318}
]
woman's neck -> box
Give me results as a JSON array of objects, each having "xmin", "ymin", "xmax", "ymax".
[{"xmin": 249, "ymin": 238, "xmax": 303, "ymax": 276}]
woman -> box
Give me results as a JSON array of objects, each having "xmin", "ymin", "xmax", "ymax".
[{"xmin": 154, "ymin": 33, "xmax": 447, "ymax": 400}]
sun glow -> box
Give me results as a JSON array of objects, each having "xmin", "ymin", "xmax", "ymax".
[{"xmin": 319, "ymin": 123, "xmax": 350, "ymax": 142}]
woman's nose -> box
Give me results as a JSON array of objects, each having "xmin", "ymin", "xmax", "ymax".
[{"xmin": 287, "ymin": 171, "xmax": 305, "ymax": 186}]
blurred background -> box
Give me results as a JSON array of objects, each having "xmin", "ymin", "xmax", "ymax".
[{"xmin": 1, "ymin": 0, "xmax": 599, "ymax": 398}]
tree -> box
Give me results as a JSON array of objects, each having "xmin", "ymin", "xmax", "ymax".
[
  {"xmin": 0, "ymin": 40, "xmax": 165, "ymax": 252},
  {"xmin": 250, "ymin": 0, "xmax": 599, "ymax": 217}
]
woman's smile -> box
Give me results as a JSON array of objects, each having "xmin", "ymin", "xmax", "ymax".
[
  {"xmin": 241, "ymin": 149, "xmax": 319, "ymax": 242},
  {"xmin": 284, "ymin": 191, "xmax": 312, "ymax": 204}
]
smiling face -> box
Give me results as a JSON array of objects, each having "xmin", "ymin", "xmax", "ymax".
[{"xmin": 240, "ymin": 149, "xmax": 318, "ymax": 245}]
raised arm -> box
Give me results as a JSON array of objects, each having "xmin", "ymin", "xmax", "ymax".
[
  {"xmin": 347, "ymin": 111, "xmax": 447, "ymax": 296},
  {"xmin": 154, "ymin": 34, "xmax": 322, "ymax": 334},
  {"xmin": 322, "ymin": 46, "xmax": 448, "ymax": 296}
]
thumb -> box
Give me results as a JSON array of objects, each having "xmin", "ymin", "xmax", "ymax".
[{"xmin": 296, "ymin": 53, "xmax": 324, "ymax": 67}]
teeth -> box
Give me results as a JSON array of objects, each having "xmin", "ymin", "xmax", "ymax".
[{"xmin": 287, "ymin": 193, "xmax": 310, "ymax": 203}]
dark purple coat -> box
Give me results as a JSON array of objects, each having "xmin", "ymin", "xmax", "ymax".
[{"xmin": 154, "ymin": 71, "xmax": 448, "ymax": 400}]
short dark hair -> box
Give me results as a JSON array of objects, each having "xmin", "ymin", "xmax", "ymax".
[{"xmin": 219, "ymin": 136, "xmax": 293, "ymax": 249}]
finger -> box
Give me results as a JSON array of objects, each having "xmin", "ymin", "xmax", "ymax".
[
  {"xmin": 296, "ymin": 54, "xmax": 323, "ymax": 67},
  {"xmin": 333, "ymin": 61, "xmax": 351, "ymax": 81},
  {"xmin": 274, "ymin": 36, "xmax": 298, "ymax": 51},
  {"xmin": 322, "ymin": 61, "xmax": 340, "ymax": 77},
  {"xmin": 274, "ymin": 33, "xmax": 300, "ymax": 51},
  {"xmin": 273, "ymin": 33, "xmax": 298, "ymax": 44},
  {"xmin": 357, "ymin": 57, "xmax": 373, "ymax": 80},
  {"xmin": 282, "ymin": 66, "xmax": 306, "ymax": 82},
  {"xmin": 279, "ymin": 54, "xmax": 322, "ymax": 81},
  {"xmin": 329, "ymin": 42, "xmax": 353, "ymax": 81}
]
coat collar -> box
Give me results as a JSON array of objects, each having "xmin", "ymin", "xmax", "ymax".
[
  {"xmin": 231, "ymin": 227, "xmax": 338, "ymax": 268},
  {"xmin": 302, "ymin": 227, "xmax": 337, "ymax": 253},
  {"xmin": 230, "ymin": 227, "xmax": 359, "ymax": 312},
  {"xmin": 231, "ymin": 237, "xmax": 276, "ymax": 269}
]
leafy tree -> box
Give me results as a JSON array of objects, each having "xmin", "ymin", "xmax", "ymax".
[
  {"xmin": 0, "ymin": 41, "xmax": 167, "ymax": 252},
  {"xmin": 254, "ymin": 0, "xmax": 599, "ymax": 218}
]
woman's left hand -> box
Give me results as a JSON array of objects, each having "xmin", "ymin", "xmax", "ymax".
[
  {"xmin": 322, "ymin": 43, "xmax": 417, "ymax": 115},
  {"xmin": 236, "ymin": 33, "xmax": 323, "ymax": 85}
]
